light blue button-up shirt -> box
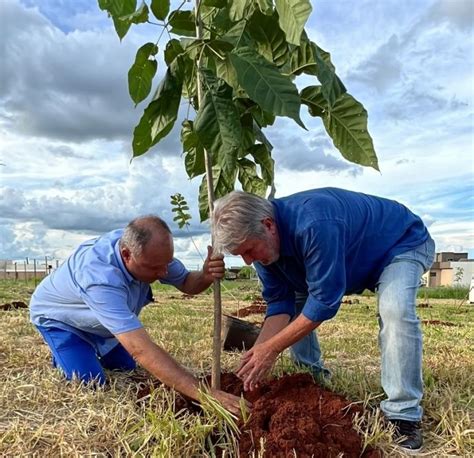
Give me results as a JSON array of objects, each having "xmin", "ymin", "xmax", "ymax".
[{"xmin": 30, "ymin": 229, "xmax": 189, "ymax": 355}]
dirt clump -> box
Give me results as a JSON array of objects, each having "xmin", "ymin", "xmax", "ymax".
[
  {"xmin": 1, "ymin": 301, "xmax": 28, "ymax": 311},
  {"xmin": 135, "ymin": 372, "xmax": 379, "ymax": 457},
  {"xmin": 422, "ymin": 319, "xmax": 461, "ymax": 327}
]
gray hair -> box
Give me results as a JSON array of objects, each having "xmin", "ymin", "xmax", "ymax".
[
  {"xmin": 212, "ymin": 191, "xmax": 274, "ymax": 254},
  {"xmin": 120, "ymin": 215, "xmax": 171, "ymax": 256}
]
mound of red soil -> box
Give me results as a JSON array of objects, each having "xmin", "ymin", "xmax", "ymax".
[
  {"xmin": 135, "ymin": 372, "xmax": 379, "ymax": 457},
  {"xmin": 233, "ymin": 305, "xmax": 267, "ymax": 317},
  {"xmin": 1, "ymin": 301, "xmax": 28, "ymax": 311}
]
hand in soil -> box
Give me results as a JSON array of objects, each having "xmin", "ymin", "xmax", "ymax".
[
  {"xmin": 237, "ymin": 342, "xmax": 279, "ymax": 391},
  {"xmin": 211, "ymin": 388, "xmax": 252, "ymax": 417}
]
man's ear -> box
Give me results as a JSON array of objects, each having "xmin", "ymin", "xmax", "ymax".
[
  {"xmin": 121, "ymin": 246, "xmax": 132, "ymax": 263},
  {"xmin": 262, "ymin": 217, "xmax": 276, "ymax": 233}
]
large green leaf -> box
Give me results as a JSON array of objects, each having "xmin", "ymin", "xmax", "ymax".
[
  {"xmin": 314, "ymin": 47, "xmax": 346, "ymax": 108},
  {"xmin": 249, "ymin": 143, "xmax": 274, "ymax": 184},
  {"xmin": 238, "ymin": 158, "xmax": 267, "ymax": 196},
  {"xmin": 229, "ymin": 0, "xmax": 254, "ymax": 22},
  {"xmin": 181, "ymin": 120, "xmax": 205, "ymax": 179},
  {"xmin": 98, "ymin": 0, "xmax": 137, "ymax": 40},
  {"xmin": 128, "ymin": 42, "xmax": 158, "ymax": 105},
  {"xmin": 150, "ymin": 0, "xmax": 169, "ymax": 20},
  {"xmin": 194, "ymin": 70, "xmax": 242, "ymax": 176},
  {"xmin": 132, "ymin": 66, "xmax": 182, "ymax": 157},
  {"xmin": 275, "ymin": 0, "xmax": 312, "ymax": 45},
  {"xmin": 301, "ymin": 86, "xmax": 379, "ymax": 170},
  {"xmin": 198, "ymin": 166, "xmax": 237, "ymax": 221},
  {"xmin": 169, "ymin": 10, "xmax": 196, "ymax": 37},
  {"xmin": 229, "ymin": 47, "xmax": 304, "ymax": 127},
  {"xmin": 248, "ymin": 12, "xmax": 289, "ymax": 68},
  {"xmin": 220, "ymin": 21, "xmax": 251, "ymax": 48}
]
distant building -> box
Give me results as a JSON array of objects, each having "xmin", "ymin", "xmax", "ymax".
[{"xmin": 423, "ymin": 252, "xmax": 474, "ymax": 287}]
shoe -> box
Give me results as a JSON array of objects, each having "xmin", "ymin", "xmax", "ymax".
[{"xmin": 390, "ymin": 419, "xmax": 423, "ymax": 452}]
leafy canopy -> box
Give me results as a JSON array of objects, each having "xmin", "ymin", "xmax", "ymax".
[{"xmin": 99, "ymin": 0, "xmax": 378, "ymax": 220}]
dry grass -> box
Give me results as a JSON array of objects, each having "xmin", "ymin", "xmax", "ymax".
[{"xmin": 0, "ymin": 280, "xmax": 473, "ymax": 456}]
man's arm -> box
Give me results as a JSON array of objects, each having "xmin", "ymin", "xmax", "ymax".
[
  {"xmin": 178, "ymin": 246, "xmax": 225, "ymax": 295},
  {"xmin": 115, "ymin": 327, "xmax": 248, "ymax": 415}
]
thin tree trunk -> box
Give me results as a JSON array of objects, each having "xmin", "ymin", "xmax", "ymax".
[{"xmin": 195, "ymin": 0, "xmax": 221, "ymax": 390}]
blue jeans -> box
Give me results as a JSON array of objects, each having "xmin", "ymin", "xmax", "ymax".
[
  {"xmin": 290, "ymin": 238, "xmax": 435, "ymax": 421},
  {"xmin": 36, "ymin": 326, "xmax": 136, "ymax": 385}
]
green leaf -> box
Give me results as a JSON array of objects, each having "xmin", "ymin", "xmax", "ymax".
[
  {"xmin": 194, "ymin": 69, "xmax": 242, "ymax": 176},
  {"xmin": 181, "ymin": 120, "xmax": 206, "ymax": 178},
  {"xmin": 238, "ymin": 158, "xmax": 267, "ymax": 196},
  {"xmin": 128, "ymin": 42, "xmax": 158, "ymax": 105},
  {"xmin": 248, "ymin": 11, "xmax": 289, "ymax": 68},
  {"xmin": 289, "ymin": 32, "xmax": 336, "ymax": 76},
  {"xmin": 229, "ymin": 0, "xmax": 254, "ymax": 22},
  {"xmin": 254, "ymin": 123, "xmax": 274, "ymax": 152},
  {"xmin": 164, "ymin": 39, "xmax": 184, "ymax": 66},
  {"xmin": 249, "ymin": 143, "xmax": 274, "ymax": 184},
  {"xmin": 275, "ymin": 0, "xmax": 312, "ymax": 45},
  {"xmin": 150, "ymin": 0, "xmax": 169, "ymax": 20},
  {"xmin": 132, "ymin": 66, "xmax": 182, "ymax": 157},
  {"xmin": 198, "ymin": 166, "xmax": 237, "ymax": 221},
  {"xmin": 169, "ymin": 10, "xmax": 196, "ymax": 37},
  {"xmin": 229, "ymin": 46, "xmax": 304, "ymax": 127},
  {"xmin": 99, "ymin": 0, "xmax": 137, "ymax": 40},
  {"xmin": 120, "ymin": 1, "xmax": 148, "ymax": 24},
  {"xmin": 314, "ymin": 46, "xmax": 346, "ymax": 107},
  {"xmin": 301, "ymin": 86, "xmax": 379, "ymax": 170},
  {"xmin": 256, "ymin": 0, "xmax": 273, "ymax": 16}
]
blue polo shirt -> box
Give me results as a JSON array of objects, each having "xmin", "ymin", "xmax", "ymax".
[
  {"xmin": 30, "ymin": 229, "xmax": 189, "ymax": 356},
  {"xmin": 255, "ymin": 188, "xmax": 430, "ymax": 323}
]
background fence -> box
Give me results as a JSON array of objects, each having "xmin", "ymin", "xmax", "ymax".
[{"xmin": 0, "ymin": 258, "xmax": 61, "ymax": 284}]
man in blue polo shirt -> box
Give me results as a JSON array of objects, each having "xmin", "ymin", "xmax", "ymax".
[
  {"xmin": 30, "ymin": 215, "xmax": 245, "ymax": 415},
  {"xmin": 212, "ymin": 188, "xmax": 435, "ymax": 451}
]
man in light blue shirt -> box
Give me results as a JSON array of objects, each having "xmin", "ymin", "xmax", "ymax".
[
  {"xmin": 30, "ymin": 215, "xmax": 245, "ymax": 415},
  {"xmin": 212, "ymin": 188, "xmax": 435, "ymax": 451}
]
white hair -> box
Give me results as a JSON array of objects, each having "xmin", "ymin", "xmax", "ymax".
[{"xmin": 212, "ymin": 191, "xmax": 274, "ymax": 255}]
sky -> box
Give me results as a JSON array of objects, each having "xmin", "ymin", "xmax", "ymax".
[{"xmin": 0, "ymin": 0, "xmax": 473, "ymax": 269}]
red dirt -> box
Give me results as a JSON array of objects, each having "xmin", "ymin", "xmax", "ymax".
[
  {"xmin": 135, "ymin": 372, "xmax": 379, "ymax": 457},
  {"xmin": 422, "ymin": 319, "xmax": 461, "ymax": 327},
  {"xmin": 233, "ymin": 297, "xmax": 267, "ymax": 318},
  {"xmin": 233, "ymin": 304, "xmax": 267, "ymax": 317}
]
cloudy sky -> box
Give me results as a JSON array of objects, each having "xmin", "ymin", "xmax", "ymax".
[{"xmin": 1, "ymin": 0, "xmax": 473, "ymax": 268}]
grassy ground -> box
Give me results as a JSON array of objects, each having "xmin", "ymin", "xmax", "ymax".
[{"xmin": 0, "ymin": 279, "xmax": 472, "ymax": 456}]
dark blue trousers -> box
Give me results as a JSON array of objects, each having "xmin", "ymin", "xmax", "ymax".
[{"xmin": 36, "ymin": 326, "xmax": 136, "ymax": 384}]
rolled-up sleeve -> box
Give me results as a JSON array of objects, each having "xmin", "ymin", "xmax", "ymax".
[
  {"xmin": 255, "ymin": 263, "xmax": 296, "ymax": 318},
  {"xmin": 299, "ymin": 220, "xmax": 347, "ymax": 322}
]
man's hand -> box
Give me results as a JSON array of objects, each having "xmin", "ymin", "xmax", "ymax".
[
  {"xmin": 236, "ymin": 342, "xmax": 279, "ymax": 391},
  {"xmin": 211, "ymin": 388, "xmax": 252, "ymax": 417},
  {"xmin": 203, "ymin": 245, "xmax": 225, "ymax": 281}
]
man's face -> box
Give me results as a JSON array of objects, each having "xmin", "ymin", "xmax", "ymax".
[
  {"xmin": 121, "ymin": 233, "xmax": 174, "ymax": 283},
  {"xmin": 230, "ymin": 218, "xmax": 280, "ymax": 266}
]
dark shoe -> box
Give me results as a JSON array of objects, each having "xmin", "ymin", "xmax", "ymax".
[{"xmin": 390, "ymin": 419, "xmax": 423, "ymax": 451}]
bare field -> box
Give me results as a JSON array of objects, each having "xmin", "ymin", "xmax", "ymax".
[{"xmin": 0, "ymin": 279, "xmax": 472, "ymax": 456}]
